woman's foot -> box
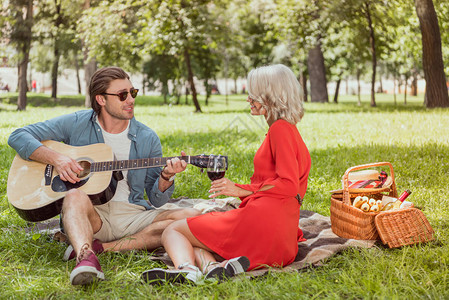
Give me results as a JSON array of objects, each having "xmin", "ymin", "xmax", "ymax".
[
  {"xmin": 223, "ymin": 256, "xmax": 250, "ymax": 277},
  {"xmin": 141, "ymin": 263, "xmax": 203, "ymax": 285},
  {"xmin": 204, "ymin": 266, "xmax": 227, "ymax": 282}
]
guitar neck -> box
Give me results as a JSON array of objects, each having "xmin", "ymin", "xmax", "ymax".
[{"xmin": 91, "ymin": 156, "xmax": 192, "ymax": 172}]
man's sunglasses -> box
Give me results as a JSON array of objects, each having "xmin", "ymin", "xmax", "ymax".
[{"xmin": 102, "ymin": 88, "xmax": 139, "ymax": 101}]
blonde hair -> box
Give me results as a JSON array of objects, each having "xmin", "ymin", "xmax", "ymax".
[{"xmin": 247, "ymin": 64, "xmax": 304, "ymax": 124}]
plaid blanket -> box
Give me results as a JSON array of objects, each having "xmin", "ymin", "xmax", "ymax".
[
  {"xmin": 21, "ymin": 197, "xmax": 376, "ymax": 277},
  {"xmin": 150, "ymin": 198, "xmax": 376, "ymax": 277}
]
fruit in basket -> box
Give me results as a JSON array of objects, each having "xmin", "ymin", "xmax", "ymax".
[
  {"xmin": 369, "ymin": 198, "xmax": 376, "ymax": 206},
  {"xmin": 361, "ymin": 203, "xmax": 370, "ymax": 212},
  {"xmin": 376, "ymin": 200, "xmax": 383, "ymax": 209},
  {"xmin": 370, "ymin": 205, "xmax": 380, "ymax": 212},
  {"xmin": 353, "ymin": 196, "xmax": 364, "ymax": 208}
]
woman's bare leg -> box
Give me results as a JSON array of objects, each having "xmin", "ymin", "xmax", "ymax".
[
  {"xmin": 193, "ymin": 247, "xmax": 227, "ymax": 273},
  {"xmin": 161, "ymin": 219, "xmax": 216, "ymax": 271}
]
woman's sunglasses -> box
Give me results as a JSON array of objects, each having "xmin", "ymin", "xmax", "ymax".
[{"xmin": 102, "ymin": 88, "xmax": 139, "ymax": 101}]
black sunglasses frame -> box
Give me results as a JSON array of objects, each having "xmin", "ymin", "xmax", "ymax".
[{"xmin": 102, "ymin": 88, "xmax": 139, "ymax": 101}]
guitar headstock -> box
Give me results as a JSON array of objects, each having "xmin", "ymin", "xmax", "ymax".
[{"xmin": 190, "ymin": 155, "xmax": 228, "ymax": 169}]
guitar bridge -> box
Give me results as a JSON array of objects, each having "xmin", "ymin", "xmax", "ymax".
[{"xmin": 44, "ymin": 164, "xmax": 53, "ymax": 186}]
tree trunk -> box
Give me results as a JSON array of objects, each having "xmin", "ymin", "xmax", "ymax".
[
  {"xmin": 379, "ymin": 76, "xmax": 383, "ymax": 93},
  {"xmin": 183, "ymin": 48, "xmax": 202, "ymax": 112},
  {"xmin": 357, "ymin": 69, "xmax": 361, "ymax": 106},
  {"xmin": 307, "ymin": 42, "xmax": 328, "ymax": 103},
  {"xmin": 404, "ymin": 77, "xmax": 408, "ymax": 105},
  {"xmin": 393, "ymin": 75, "xmax": 397, "ymax": 105},
  {"xmin": 51, "ymin": 0, "xmax": 63, "ymax": 100},
  {"xmin": 162, "ymin": 81, "xmax": 168, "ymax": 104},
  {"xmin": 51, "ymin": 47, "xmax": 60, "ymax": 99},
  {"xmin": 333, "ymin": 78, "xmax": 341, "ymax": 103},
  {"xmin": 83, "ymin": 60, "xmax": 96, "ymax": 107},
  {"xmin": 411, "ymin": 69, "xmax": 418, "ymax": 96},
  {"xmin": 17, "ymin": 49, "xmax": 30, "ymax": 111},
  {"xmin": 345, "ymin": 77, "xmax": 349, "ymax": 95},
  {"xmin": 17, "ymin": 0, "xmax": 33, "ymax": 111},
  {"xmin": 205, "ymin": 78, "xmax": 211, "ymax": 105},
  {"xmin": 414, "ymin": 0, "xmax": 449, "ymax": 108},
  {"xmin": 365, "ymin": 2, "xmax": 377, "ymax": 107},
  {"xmin": 300, "ymin": 70, "xmax": 308, "ymax": 102},
  {"xmin": 74, "ymin": 53, "xmax": 82, "ymax": 94},
  {"xmin": 82, "ymin": 0, "xmax": 97, "ymax": 108}
]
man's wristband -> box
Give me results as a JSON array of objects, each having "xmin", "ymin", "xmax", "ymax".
[{"xmin": 160, "ymin": 169, "xmax": 176, "ymax": 182}]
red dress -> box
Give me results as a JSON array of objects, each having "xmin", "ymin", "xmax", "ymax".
[{"xmin": 187, "ymin": 119, "xmax": 311, "ymax": 270}]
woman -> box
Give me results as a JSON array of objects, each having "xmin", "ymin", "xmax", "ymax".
[{"xmin": 142, "ymin": 64, "xmax": 311, "ymax": 284}]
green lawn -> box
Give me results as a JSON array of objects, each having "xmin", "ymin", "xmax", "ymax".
[{"xmin": 0, "ymin": 92, "xmax": 448, "ymax": 299}]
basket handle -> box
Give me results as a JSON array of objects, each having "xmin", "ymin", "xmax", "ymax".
[{"xmin": 342, "ymin": 162, "xmax": 398, "ymax": 205}]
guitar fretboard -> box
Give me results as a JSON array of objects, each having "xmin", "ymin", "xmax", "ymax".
[{"xmin": 91, "ymin": 156, "xmax": 191, "ymax": 172}]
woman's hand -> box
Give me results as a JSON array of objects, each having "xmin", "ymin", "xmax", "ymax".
[{"xmin": 209, "ymin": 178, "xmax": 252, "ymax": 198}]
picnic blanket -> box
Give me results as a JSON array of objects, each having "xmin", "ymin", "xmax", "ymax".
[{"xmin": 22, "ymin": 197, "xmax": 376, "ymax": 277}]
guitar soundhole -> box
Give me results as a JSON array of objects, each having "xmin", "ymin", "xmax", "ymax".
[{"xmin": 78, "ymin": 160, "xmax": 91, "ymax": 179}]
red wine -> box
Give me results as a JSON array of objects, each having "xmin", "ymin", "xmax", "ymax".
[{"xmin": 207, "ymin": 171, "xmax": 226, "ymax": 181}]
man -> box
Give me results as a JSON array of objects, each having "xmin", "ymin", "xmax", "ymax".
[{"xmin": 8, "ymin": 66, "xmax": 200, "ymax": 286}]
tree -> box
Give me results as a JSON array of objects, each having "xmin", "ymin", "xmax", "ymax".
[
  {"xmin": 3, "ymin": 0, "xmax": 34, "ymax": 110},
  {"xmin": 140, "ymin": 1, "xmax": 229, "ymax": 112},
  {"xmin": 275, "ymin": 0, "xmax": 328, "ymax": 103},
  {"xmin": 328, "ymin": 0, "xmax": 393, "ymax": 107},
  {"xmin": 434, "ymin": 0, "xmax": 449, "ymax": 77},
  {"xmin": 78, "ymin": 0, "xmax": 101, "ymax": 108},
  {"xmin": 34, "ymin": 0, "xmax": 82, "ymax": 99},
  {"xmin": 142, "ymin": 54, "xmax": 181, "ymax": 103},
  {"xmin": 414, "ymin": 0, "xmax": 449, "ymax": 108}
]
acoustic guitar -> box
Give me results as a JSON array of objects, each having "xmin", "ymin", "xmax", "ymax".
[{"xmin": 7, "ymin": 140, "xmax": 223, "ymax": 222}]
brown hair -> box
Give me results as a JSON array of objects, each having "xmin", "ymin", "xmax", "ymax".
[{"xmin": 89, "ymin": 66, "xmax": 129, "ymax": 114}]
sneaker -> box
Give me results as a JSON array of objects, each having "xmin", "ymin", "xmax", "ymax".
[
  {"xmin": 204, "ymin": 266, "xmax": 227, "ymax": 282},
  {"xmin": 63, "ymin": 239, "xmax": 104, "ymax": 262},
  {"xmin": 224, "ymin": 256, "xmax": 250, "ymax": 277},
  {"xmin": 142, "ymin": 265, "xmax": 203, "ymax": 285},
  {"xmin": 69, "ymin": 251, "xmax": 105, "ymax": 285}
]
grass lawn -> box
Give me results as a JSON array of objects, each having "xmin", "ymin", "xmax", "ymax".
[{"xmin": 0, "ymin": 92, "xmax": 448, "ymax": 299}]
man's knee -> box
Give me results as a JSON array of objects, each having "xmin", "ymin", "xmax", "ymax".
[{"xmin": 62, "ymin": 189, "xmax": 91, "ymax": 212}]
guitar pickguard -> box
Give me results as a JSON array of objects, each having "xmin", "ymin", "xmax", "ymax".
[{"xmin": 51, "ymin": 175, "xmax": 88, "ymax": 192}]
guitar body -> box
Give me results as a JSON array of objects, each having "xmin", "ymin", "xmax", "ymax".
[
  {"xmin": 7, "ymin": 140, "xmax": 116, "ymax": 222},
  {"xmin": 7, "ymin": 140, "xmax": 220, "ymax": 222}
]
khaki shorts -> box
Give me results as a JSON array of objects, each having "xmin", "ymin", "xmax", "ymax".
[{"xmin": 93, "ymin": 201, "xmax": 167, "ymax": 242}]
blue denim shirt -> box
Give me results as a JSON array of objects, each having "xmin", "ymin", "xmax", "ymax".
[{"xmin": 7, "ymin": 109, "xmax": 174, "ymax": 209}]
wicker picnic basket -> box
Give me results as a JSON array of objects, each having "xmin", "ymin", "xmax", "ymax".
[
  {"xmin": 330, "ymin": 162, "xmax": 397, "ymax": 240},
  {"xmin": 330, "ymin": 162, "xmax": 434, "ymax": 247},
  {"xmin": 374, "ymin": 208, "xmax": 434, "ymax": 248}
]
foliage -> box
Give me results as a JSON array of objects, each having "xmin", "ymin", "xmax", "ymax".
[
  {"xmin": 435, "ymin": 0, "xmax": 449, "ymax": 76},
  {"xmin": 77, "ymin": 0, "xmax": 143, "ymax": 71},
  {"xmin": 0, "ymin": 94, "xmax": 449, "ymax": 298},
  {"xmin": 2, "ymin": 0, "xmax": 449, "ymax": 109}
]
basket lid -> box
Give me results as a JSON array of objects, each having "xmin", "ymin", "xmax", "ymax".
[{"xmin": 374, "ymin": 208, "xmax": 434, "ymax": 248}]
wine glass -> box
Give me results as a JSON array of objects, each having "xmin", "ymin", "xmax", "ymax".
[{"xmin": 207, "ymin": 155, "xmax": 227, "ymax": 199}]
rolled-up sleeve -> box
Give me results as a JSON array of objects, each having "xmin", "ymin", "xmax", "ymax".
[
  {"xmin": 8, "ymin": 114, "xmax": 75, "ymax": 160},
  {"xmin": 144, "ymin": 133, "xmax": 174, "ymax": 207}
]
